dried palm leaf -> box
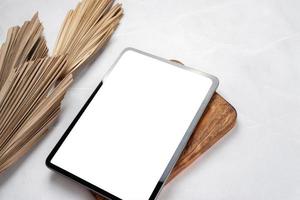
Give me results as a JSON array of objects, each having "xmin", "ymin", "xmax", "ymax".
[
  {"xmin": 0, "ymin": 0, "xmax": 122, "ymax": 174},
  {"xmin": 53, "ymin": 0, "xmax": 123, "ymax": 77},
  {"xmin": 0, "ymin": 13, "xmax": 48, "ymax": 90}
]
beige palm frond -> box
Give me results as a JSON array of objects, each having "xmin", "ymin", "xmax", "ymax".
[
  {"xmin": 0, "ymin": 57, "xmax": 72, "ymax": 173},
  {"xmin": 0, "ymin": 13, "xmax": 48, "ymax": 90},
  {"xmin": 0, "ymin": 0, "xmax": 123, "ymax": 174},
  {"xmin": 53, "ymin": 0, "xmax": 123, "ymax": 77}
]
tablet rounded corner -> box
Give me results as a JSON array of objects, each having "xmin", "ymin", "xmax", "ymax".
[{"xmin": 45, "ymin": 155, "xmax": 53, "ymax": 169}]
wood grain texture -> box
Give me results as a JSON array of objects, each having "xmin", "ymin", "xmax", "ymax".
[{"xmin": 93, "ymin": 92, "xmax": 237, "ymax": 200}]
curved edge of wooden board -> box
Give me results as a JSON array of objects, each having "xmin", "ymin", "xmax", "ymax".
[
  {"xmin": 166, "ymin": 92, "xmax": 237, "ymax": 183},
  {"xmin": 93, "ymin": 92, "xmax": 237, "ymax": 200}
]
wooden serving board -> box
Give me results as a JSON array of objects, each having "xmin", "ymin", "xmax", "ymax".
[
  {"xmin": 93, "ymin": 62, "xmax": 237, "ymax": 199},
  {"xmin": 93, "ymin": 93, "xmax": 236, "ymax": 199}
]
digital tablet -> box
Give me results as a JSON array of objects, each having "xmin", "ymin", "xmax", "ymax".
[{"xmin": 46, "ymin": 48, "xmax": 218, "ymax": 200}]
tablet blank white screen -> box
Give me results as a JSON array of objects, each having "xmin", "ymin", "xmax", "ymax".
[{"xmin": 51, "ymin": 49, "xmax": 213, "ymax": 199}]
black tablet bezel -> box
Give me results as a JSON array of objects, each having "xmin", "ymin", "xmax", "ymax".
[{"xmin": 46, "ymin": 47, "xmax": 219, "ymax": 200}]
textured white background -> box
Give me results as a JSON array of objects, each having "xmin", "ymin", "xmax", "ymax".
[{"xmin": 0, "ymin": 0, "xmax": 300, "ymax": 199}]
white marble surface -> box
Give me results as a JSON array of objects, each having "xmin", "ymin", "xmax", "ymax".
[{"xmin": 0, "ymin": 0, "xmax": 300, "ymax": 199}]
